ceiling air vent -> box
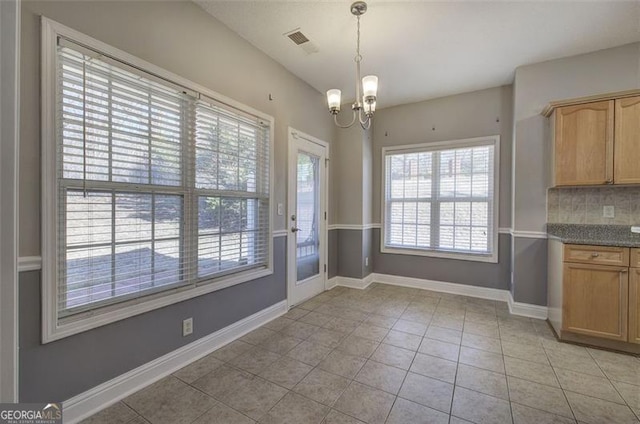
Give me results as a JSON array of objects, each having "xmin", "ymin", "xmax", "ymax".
[
  {"xmin": 286, "ymin": 29, "xmax": 309, "ymax": 45},
  {"xmin": 284, "ymin": 28, "xmax": 319, "ymax": 55}
]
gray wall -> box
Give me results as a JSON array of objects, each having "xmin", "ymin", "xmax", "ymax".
[
  {"xmin": 511, "ymin": 237, "xmax": 547, "ymax": 306},
  {"xmin": 512, "ymin": 42, "xmax": 640, "ymax": 233},
  {"xmin": 332, "ymin": 228, "xmax": 374, "ymax": 280},
  {"xmin": 373, "ymin": 230, "xmax": 511, "ymax": 290},
  {"xmin": 0, "ymin": 0, "xmax": 20, "ymax": 403},
  {"xmin": 367, "ymin": 85, "xmax": 513, "ymax": 289},
  {"xmin": 510, "ymin": 42, "xmax": 640, "ymax": 305},
  {"xmin": 372, "ymin": 85, "xmax": 513, "ymax": 228},
  {"xmin": 362, "ymin": 127, "xmax": 374, "ymax": 226},
  {"xmin": 362, "ymin": 228, "xmax": 373, "ymax": 277},
  {"xmin": 20, "ymin": 238, "xmax": 286, "ymax": 402},
  {"xmin": 331, "ymin": 122, "xmax": 373, "ymax": 227},
  {"xmin": 18, "ymin": 0, "xmax": 334, "ymax": 402},
  {"xmin": 331, "ymin": 116, "xmax": 373, "ymax": 278},
  {"xmin": 328, "ymin": 229, "xmax": 338, "ymax": 279},
  {"xmin": 336, "ymin": 229, "xmax": 365, "ymax": 279},
  {"xmin": 332, "ymin": 124, "xmax": 365, "ymax": 226}
]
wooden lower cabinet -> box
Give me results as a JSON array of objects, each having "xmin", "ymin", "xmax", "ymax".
[
  {"xmin": 629, "ymin": 268, "xmax": 640, "ymax": 344},
  {"xmin": 562, "ymin": 263, "xmax": 628, "ymax": 341}
]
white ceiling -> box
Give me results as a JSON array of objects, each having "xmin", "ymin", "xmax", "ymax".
[{"xmin": 196, "ymin": 1, "xmax": 640, "ymax": 108}]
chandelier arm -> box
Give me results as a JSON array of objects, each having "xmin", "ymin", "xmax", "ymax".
[
  {"xmin": 333, "ymin": 109, "xmax": 358, "ymax": 129},
  {"xmin": 357, "ymin": 107, "xmax": 369, "ymax": 126}
]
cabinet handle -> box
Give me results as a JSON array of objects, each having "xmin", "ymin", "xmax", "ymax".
[
  {"xmin": 591, "ymin": 252, "xmax": 600, "ymax": 257},
  {"xmin": 621, "ymin": 269, "xmax": 628, "ymax": 273}
]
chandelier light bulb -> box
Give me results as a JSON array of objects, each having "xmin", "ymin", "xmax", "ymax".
[
  {"xmin": 362, "ymin": 75, "xmax": 378, "ymax": 99},
  {"xmin": 327, "ymin": 89, "xmax": 342, "ymax": 113}
]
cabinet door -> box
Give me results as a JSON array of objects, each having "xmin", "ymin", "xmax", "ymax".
[
  {"xmin": 614, "ymin": 96, "xmax": 640, "ymax": 184},
  {"xmin": 562, "ymin": 263, "xmax": 628, "ymax": 341},
  {"xmin": 629, "ymin": 268, "xmax": 640, "ymax": 344},
  {"xmin": 554, "ymin": 100, "xmax": 614, "ymax": 186}
]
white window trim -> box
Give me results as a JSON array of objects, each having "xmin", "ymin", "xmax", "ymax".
[
  {"xmin": 41, "ymin": 17, "xmax": 275, "ymax": 343},
  {"xmin": 380, "ymin": 135, "xmax": 500, "ymax": 264}
]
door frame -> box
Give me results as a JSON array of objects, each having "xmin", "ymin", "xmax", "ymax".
[
  {"xmin": 0, "ymin": 0, "xmax": 21, "ymax": 402},
  {"xmin": 286, "ymin": 127, "xmax": 330, "ymax": 308}
]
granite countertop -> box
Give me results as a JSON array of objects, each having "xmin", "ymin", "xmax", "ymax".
[{"xmin": 546, "ymin": 224, "xmax": 640, "ymax": 248}]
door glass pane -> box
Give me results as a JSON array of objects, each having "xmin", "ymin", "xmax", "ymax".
[{"xmin": 296, "ymin": 151, "xmax": 320, "ymax": 282}]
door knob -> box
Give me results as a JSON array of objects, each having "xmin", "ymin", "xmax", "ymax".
[{"xmin": 291, "ymin": 226, "xmax": 300, "ymax": 233}]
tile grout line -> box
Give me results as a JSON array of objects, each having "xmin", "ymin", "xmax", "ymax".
[
  {"xmin": 381, "ymin": 299, "xmax": 419, "ymax": 424},
  {"xmin": 543, "ymin": 344, "xmax": 580, "ymax": 423},
  {"xmin": 586, "ymin": 348, "xmax": 640, "ymax": 416},
  {"xmin": 497, "ymin": 317, "xmax": 516, "ymax": 424},
  {"xmin": 447, "ymin": 301, "xmax": 467, "ymax": 424}
]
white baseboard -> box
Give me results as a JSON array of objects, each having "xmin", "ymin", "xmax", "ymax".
[
  {"xmin": 330, "ymin": 273, "xmax": 548, "ymax": 320},
  {"xmin": 62, "ymin": 300, "xmax": 288, "ymax": 424},
  {"xmin": 326, "ymin": 277, "xmax": 338, "ymax": 290},
  {"xmin": 332, "ymin": 274, "xmax": 374, "ymax": 290},
  {"xmin": 373, "ymin": 273, "xmax": 510, "ymax": 302},
  {"xmin": 508, "ymin": 292, "xmax": 548, "ymax": 320}
]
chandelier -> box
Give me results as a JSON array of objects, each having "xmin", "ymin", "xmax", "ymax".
[{"xmin": 326, "ymin": 1, "xmax": 378, "ymax": 130}]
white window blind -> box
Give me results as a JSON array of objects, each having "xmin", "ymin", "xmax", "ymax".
[
  {"xmin": 383, "ymin": 138, "xmax": 498, "ymax": 260},
  {"xmin": 57, "ymin": 39, "xmax": 270, "ymax": 317}
]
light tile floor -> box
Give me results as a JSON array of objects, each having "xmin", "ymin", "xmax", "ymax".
[{"xmin": 81, "ymin": 283, "xmax": 640, "ymax": 424}]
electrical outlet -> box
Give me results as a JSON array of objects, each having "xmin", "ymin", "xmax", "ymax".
[
  {"xmin": 365, "ymin": 257, "xmax": 369, "ymax": 267},
  {"xmin": 603, "ymin": 205, "xmax": 615, "ymax": 219},
  {"xmin": 182, "ymin": 318, "xmax": 193, "ymax": 336},
  {"xmin": 277, "ymin": 203, "xmax": 284, "ymax": 216}
]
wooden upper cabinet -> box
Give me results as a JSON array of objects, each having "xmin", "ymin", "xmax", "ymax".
[
  {"xmin": 614, "ymin": 96, "xmax": 640, "ymax": 184},
  {"xmin": 553, "ymin": 100, "xmax": 614, "ymax": 186},
  {"xmin": 562, "ymin": 262, "xmax": 628, "ymax": 341},
  {"xmin": 629, "ymin": 267, "xmax": 640, "ymax": 344}
]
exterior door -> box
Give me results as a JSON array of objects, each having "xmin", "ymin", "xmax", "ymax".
[{"xmin": 287, "ymin": 128, "xmax": 328, "ymax": 307}]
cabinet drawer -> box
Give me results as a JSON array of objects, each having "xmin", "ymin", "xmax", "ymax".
[
  {"xmin": 564, "ymin": 244, "xmax": 629, "ymax": 266},
  {"xmin": 631, "ymin": 248, "xmax": 640, "ymax": 268}
]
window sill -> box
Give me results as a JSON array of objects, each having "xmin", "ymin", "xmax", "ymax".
[
  {"xmin": 43, "ymin": 266, "xmax": 273, "ymax": 343},
  {"xmin": 380, "ymin": 245, "xmax": 498, "ymax": 264}
]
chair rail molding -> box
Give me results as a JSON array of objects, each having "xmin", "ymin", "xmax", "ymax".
[
  {"xmin": 18, "ymin": 256, "xmax": 42, "ymax": 272},
  {"xmin": 328, "ymin": 224, "xmax": 381, "ymax": 231}
]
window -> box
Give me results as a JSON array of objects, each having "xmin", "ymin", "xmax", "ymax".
[
  {"xmin": 382, "ymin": 136, "xmax": 499, "ymax": 262},
  {"xmin": 42, "ymin": 20, "xmax": 273, "ymax": 341}
]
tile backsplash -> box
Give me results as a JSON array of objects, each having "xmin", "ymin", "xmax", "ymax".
[{"xmin": 547, "ymin": 186, "xmax": 640, "ymax": 225}]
